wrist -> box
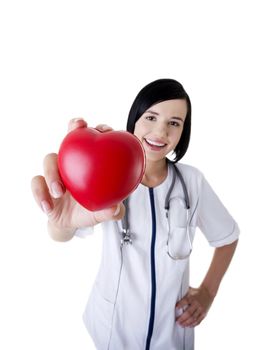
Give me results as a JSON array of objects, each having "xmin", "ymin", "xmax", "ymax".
[
  {"xmin": 199, "ymin": 282, "xmax": 218, "ymax": 299},
  {"xmin": 47, "ymin": 221, "xmax": 76, "ymax": 242}
]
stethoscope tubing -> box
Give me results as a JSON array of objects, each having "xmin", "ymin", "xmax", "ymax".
[{"xmin": 120, "ymin": 162, "xmax": 192, "ymax": 259}]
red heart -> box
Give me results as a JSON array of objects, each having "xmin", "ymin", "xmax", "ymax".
[{"xmin": 58, "ymin": 128, "xmax": 145, "ymax": 211}]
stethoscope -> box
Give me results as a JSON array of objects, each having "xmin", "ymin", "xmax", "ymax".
[{"xmin": 119, "ymin": 162, "xmax": 193, "ymax": 260}]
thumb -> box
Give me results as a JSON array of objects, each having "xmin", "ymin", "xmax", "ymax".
[
  {"xmin": 93, "ymin": 202, "xmax": 125, "ymax": 224},
  {"xmin": 176, "ymin": 295, "xmax": 191, "ymax": 310}
]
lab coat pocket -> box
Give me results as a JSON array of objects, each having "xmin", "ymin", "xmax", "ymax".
[
  {"xmin": 83, "ymin": 285, "xmax": 115, "ymax": 350},
  {"xmin": 167, "ymin": 227, "xmax": 192, "ymax": 260},
  {"xmin": 168, "ymin": 197, "xmax": 188, "ymax": 227}
]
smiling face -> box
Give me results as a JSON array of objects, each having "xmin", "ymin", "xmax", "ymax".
[{"xmin": 134, "ymin": 99, "xmax": 188, "ymax": 163}]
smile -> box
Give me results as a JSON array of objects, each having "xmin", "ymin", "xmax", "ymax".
[{"xmin": 144, "ymin": 138, "xmax": 167, "ymax": 149}]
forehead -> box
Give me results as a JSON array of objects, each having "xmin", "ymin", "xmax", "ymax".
[{"xmin": 146, "ymin": 99, "xmax": 188, "ymax": 119}]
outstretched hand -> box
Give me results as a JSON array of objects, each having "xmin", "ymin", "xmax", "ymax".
[{"xmin": 31, "ymin": 118, "xmax": 125, "ymax": 241}]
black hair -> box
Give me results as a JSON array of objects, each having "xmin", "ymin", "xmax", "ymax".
[{"xmin": 126, "ymin": 78, "xmax": 191, "ymax": 163}]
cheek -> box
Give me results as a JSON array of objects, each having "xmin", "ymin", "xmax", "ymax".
[
  {"xmin": 134, "ymin": 122, "xmax": 148, "ymax": 139},
  {"xmin": 170, "ymin": 129, "xmax": 183, "ymax": 145},
  {"xmin": 133, "ymin": 127, "xmax": 141, "ymax": 139}
]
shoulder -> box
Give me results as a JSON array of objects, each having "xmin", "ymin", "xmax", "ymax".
[
  {"xmin": 173, "ymin": 162, "xmax": 206, "ymax": 197},
  {"xmin": 175, "ymin": 162, "xmax": 204, "ymax": 181}
]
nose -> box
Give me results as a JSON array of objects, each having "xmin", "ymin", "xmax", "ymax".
[{"xmin": 154, "ymin": 122, "xmax": 168, "ymax": 138}]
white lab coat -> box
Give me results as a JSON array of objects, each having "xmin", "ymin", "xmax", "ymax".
[{"xmin": 76, "ymin": 163, "xmax": 240, "ymax": 350}]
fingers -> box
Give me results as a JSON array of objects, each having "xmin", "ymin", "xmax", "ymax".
[
  {"xmin": 31, "ymin": 175, "xmax": 54, "ymax": 215},
  {"xmin": 33, "ymin": 119, "xmax": 114, "ymax": 222},
  {"xmin": 175, "ymin": 295, "xmax": 190, "ymax": 310},
  {"xmin": 95, "ymin": 124, "xmax": 114, "ymax": 132},
  {"xmin": 92, "ymin": 202, "xmax": 125, "ymax": 224},
  {"xmin": 175, "ymin": 289, "xmax": 208, "ymax": 328},
  {"xmin": 43, "ymin": 153, "xmax": 66, "ymax": 199},
  {"xmin": 31, "ymin": 152, "xmax": 66, "ymax": 215},
  {"xmin": 176, "ymin": 302, "xmax": 205, "ymax": 328},
  {"xmin": 68, "ymin": 118, "xmax": 88, "ymax": 133},
  {"xmin": 67, "ymin": 118, "xmax": 112, "ymax": 133}
]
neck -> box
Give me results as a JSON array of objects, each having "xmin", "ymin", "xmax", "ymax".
[{"xmin": 141, "ymin": 158, "xmax": 168, "ymax": 187}]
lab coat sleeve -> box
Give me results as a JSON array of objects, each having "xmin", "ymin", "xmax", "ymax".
[
  {"xmin": 74, "ymin": 226, "xmax": 94, "ymax": 238},
  {"xmin": 196, "ymin": 173, "xmax": 240, "ymax": 247}
]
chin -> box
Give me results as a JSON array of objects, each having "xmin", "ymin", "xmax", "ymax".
[{"xmin": 145, "ymin": 153, "xmax": 167, "ymax": 163}]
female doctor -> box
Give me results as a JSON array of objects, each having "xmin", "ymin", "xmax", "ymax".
[{"xmin": 31, "ymin": 78, "xmax": 239, "ymax": 350}]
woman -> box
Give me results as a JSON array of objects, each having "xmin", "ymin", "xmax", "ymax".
[{"xmin": 31, "ymin": 78, "xmax": 239, "ymax": 349}]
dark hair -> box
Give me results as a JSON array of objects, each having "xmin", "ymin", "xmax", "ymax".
[{"xmin": 126, "ymin": 78, "xmax": 191, "ymax": 163}]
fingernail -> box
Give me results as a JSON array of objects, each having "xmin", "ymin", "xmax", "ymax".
[
  {"xmin": 72, "ymin": 117, "xmax": 84, "ymax": 123},
  {"xmin": 41, "ymin": 200, "xmax": 52, "ymax": 214},
  {"xmin": 97, "ymin": 125, "xmax": 111, "ymax": 132},
  {"xmin": 113, "ymin": 204, "xmax": 121, "ymax": 216},
  {"xmin": 51, "ymin": 181, "xmax": 64, "ymax": 198}
]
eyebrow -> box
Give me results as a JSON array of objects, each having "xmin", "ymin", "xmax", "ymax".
[
  {"xmin": 145, "ymin": 109, "xmax": 159, "ymax": 115},
  {"xmin": 145, "ymin": 109, "xmax": 185, "ymax": 122}
]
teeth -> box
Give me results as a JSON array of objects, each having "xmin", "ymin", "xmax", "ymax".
[{"xmin": 146, "ymin": 139, "xmax": 166, "ymax": 147}]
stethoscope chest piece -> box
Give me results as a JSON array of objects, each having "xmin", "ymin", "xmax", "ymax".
[{"xmin": 120, "ymin": 228, "xmax": 133, "ymax": 246}]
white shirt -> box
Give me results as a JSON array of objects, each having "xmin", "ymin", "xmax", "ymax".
[{"xmin": 76, "ymin": 163, "xmax": 240, "ymax": 350}]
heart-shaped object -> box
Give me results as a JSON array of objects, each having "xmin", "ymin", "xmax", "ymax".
[{"xmin": 57, "ymin": 127, "xmax": 145, "ymax": 211}]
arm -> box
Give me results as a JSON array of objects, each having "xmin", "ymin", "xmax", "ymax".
[
  {"xmin": 201, "ymin": 239, "xmax": 238, "ymax": 297},
  {"xmin": 176, "ymin": 239, "xmax": 238, "ymax": 328}
]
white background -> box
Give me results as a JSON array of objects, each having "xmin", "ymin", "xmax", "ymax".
[{"xmin": 0, "ymin": 0, "xmax": 277, "ymax": 349}]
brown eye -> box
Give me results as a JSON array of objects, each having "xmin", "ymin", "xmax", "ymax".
[
  {"xmin": 169, "ymin": 121, "xmax": 180, "ymax": 127},
  {"xmin": 146, "ymin": 116, "xmax": 156, "ymax": 121}
]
